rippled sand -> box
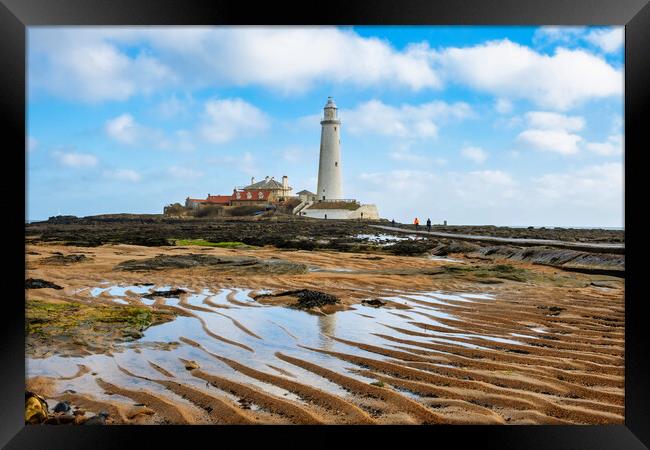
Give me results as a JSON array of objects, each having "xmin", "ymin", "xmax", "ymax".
[{"xmin": 26, "ymin": 243, "xmax": 624, "ymax": 425}]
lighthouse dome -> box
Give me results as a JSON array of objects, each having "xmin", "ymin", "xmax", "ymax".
[{"xmin": 324, "ymin": 96, "xmax": 337, "ymax": 109}]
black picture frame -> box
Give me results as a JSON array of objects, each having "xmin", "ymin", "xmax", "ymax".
[{"xmin": 2, "ymin": 0, "xmax": 648, "ymax": 448}]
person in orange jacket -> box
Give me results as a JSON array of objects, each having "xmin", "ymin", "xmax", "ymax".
[{"xmin": 414, "ymin": 217, "xmax": 420, "ymax": 230}]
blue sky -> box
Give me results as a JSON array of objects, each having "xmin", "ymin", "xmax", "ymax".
[{"xmin": 27, "ymin": 26, "xmax": 624, "ymax": 226}]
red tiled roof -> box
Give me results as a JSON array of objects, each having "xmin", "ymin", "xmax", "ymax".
[{"xmin": 206, "ymin": 195, "xmax": 232, "ymax": 204}]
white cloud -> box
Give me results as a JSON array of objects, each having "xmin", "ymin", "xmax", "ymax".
[
  {"xmin": 29, "ymin": 27, "xmax": 441, "ymax": 101},
  {"xmin": 29, "ymin": 30, "xmax": 176, "ymax": 102},
  {"xmin": 436, "ymin": 39, "xmax": 622, "ymax": 110},
  {"xmin": 585, "ymin": 134, "xmax": 623, "ymax": 156},
  {"xmin": 524, "ymin": 111, "xmax": 585, "ymax": 131},
  {"xmin": 104, "ymin": 168, "xmax": 141, "ymax": 182},
  {"xmin": 106, "ymin": 100, "xmax": 268, "ymax": 150},
  {"xmin": 105, "ymin": 113, "xmax": 194, "ymax": 151},
  {"xmin": 343, "ymin": 99, "xmax": 472, "ymax": 139},
  {"xmin": 168, "ymin": 166, "xmax": 203, "ymax": 179},
  {"xmin": 204, "ymin": 28, "xmax": 441, "ymax": 93},
  {"xmin": 155, "ymin": 94, "xmax": 194, "ymax": 119},
  {"xmin": 30, "ymin": 28, "xmax": 622, "ymax": 111},
  {"xmin": 461, "ymin": 146, "xmax": 488, "ymax": 164},
  {"xmin": 533, "ymin": 163, "xmax": 623, "ymax": 206},
  {"xmin": 279, "ymin": 147, "xmax": 314, "ymax": 163},
  {"xmin": 516, "ymin": 111, "xmax": 585, "ymax": 155},
  {"xmin": 516, "ymin": 129, "xmax": 582, "ymax": 155},
  {"xmin": 585, "ymin": 28, "xmax": 624, "ymax": 54},
  {"xmin": 172, "ymin": 130, "xmax": 195, "ymax": 152},
  {"xmin": 467, "ymin": 170, "xmax": 515, "ymax": 186},
  {"xmin": 27, "ymin": 136, "xmax": 38, "ymax": 152},
  {"xmin": 389, "ymin": 143, "xmax": 431, "ymax": 163},
  {"xmin": 354, "ymin": 168, "xmax": 519, "ymax": 221},
  {"xmin": 360, "ymin": 170, "xmax": 438, "ymax": 192},
  {"xmin": 105, "ymin": 114, "xmax": 141, "ymax": 145},
  {"xmin": 200, "ymin": 98, "xmax": 270, "ymax": 144},
  {"xmin": 53, "ymin": 151, "xmax": 98, "ymax": 168},
  {"xmin": 495, "ymin": 98, "xmax": 513, "ymax": 114},
  {"xmin": 533, "ymin": 26, "xmax": 586, "ymax": 46},
  {"xmin": 451, "ymin": 170, "xmax": 520, "ymax": 206},
  {"xmin": 351, "ymin": 163, "xmax": 621, "ymax": 226},
  {"xmin": 207, "ymin": 151, "xmax": 258, "ymax": 176},
  {"xmin": 533, "ymin": 26, "xmax": 623, "ymax": 55}
]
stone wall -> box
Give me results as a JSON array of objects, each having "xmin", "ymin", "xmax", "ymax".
[{"xmin": 301, "ymin": 204, "xmax": 380, "ymax": 220}]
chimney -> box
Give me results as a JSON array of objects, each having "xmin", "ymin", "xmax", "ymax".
[
  {"xmin": 282, "ymin": 175, "xmax": 288, "ymax": 189},
  {"xmin": 251, "ymin": 176, "xmax": 255, "ymax": 185}
]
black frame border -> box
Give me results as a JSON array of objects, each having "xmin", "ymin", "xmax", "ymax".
[{"xmin": 2, "ymin": 1, "xmax": 648, "ymax": 448}]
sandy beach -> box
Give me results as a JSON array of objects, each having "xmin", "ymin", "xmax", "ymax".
[{"xmin": 25, "ymin": 220, "xmax": 624, "ymax": 425}]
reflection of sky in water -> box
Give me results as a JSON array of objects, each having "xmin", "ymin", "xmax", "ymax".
[
  {"xmin": 355, "ymin": 233, "xmax": 417, "ymax": 242},
  {"xmin": 29, "ymin": 284, "xmax": 505, "ymax": 404},
  {"xmin": 459, "ymin": 293, "xmax": 496, "ymax": 300},
  {"xmin": 428, "ymin": 256, "xmax": 462, "ymax": 262},
  {"xmin": 308, "ymin": 267, "xmax": 356, "ymax": 273},
  {"xmin": 511, "ymin": 332, "xmax": 538, "ymax": 340},
  {"xmin": 90, "ymin": 284, "xmax": 154, "ymax": 297}
]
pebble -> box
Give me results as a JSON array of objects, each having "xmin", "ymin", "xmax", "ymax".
[{"xmin": 53, "ymin": 401, "xmax": 71, "ymax": 414}]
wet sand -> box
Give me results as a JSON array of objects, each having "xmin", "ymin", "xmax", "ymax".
[{"xmin": 26, "ymin": 242, "xmax": 624, "ymax": 425}]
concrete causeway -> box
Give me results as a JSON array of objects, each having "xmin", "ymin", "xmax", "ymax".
[{"xmin": 369, "ymin": 225, "xmax": 625, "ymax": 254}]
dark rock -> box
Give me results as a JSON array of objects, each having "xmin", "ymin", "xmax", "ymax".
[
  {"xmin": 538, "ymin": 305, "xmax": 565, "ymax": 313},
  {"xmin": 44, "ymin": 414, "xmax": 76, "ymax": 425},
  {"xmin": 184, "ymin": 360, "xmax": 200, "ymax": 370},
  {"xmin": 144, "ymin": 288, "xmax": 187, "ymax": 298},
  {"xmin": 256, "ymin": 289, "xmax": 340, "ymax": 309},
  {"xmin": 41, "ymin": 254, "xmax": 88, "ymax": 265},
  {"xmin": 238, "ymin": 398, "xmax": 252, "ymax": 410},
  {"xmin": 386, "ymin": 240, "xmax": 436, "ymax": 256},
  {"xmin": 25, "ymin": 278, "xmax": 63, "ymax": 290},
  {"xmin": 590, "ymin": 281, "xmax": 618, "ymax": 289},
  {"xmin": 362, "ymin": 299, "xmax": 386, "ymax": 308},
  {"xmin": 432, "ymin": 240, "xmax": 481, "ymax": 256},
  {"xmin": 82, "ymin": 411, "xmax": 109, "ymax": 425},
  {"xmin": 116, "ymin": 254, "xmax": 307, "ymax": 275},
  {"xmin": 476, "ymin": 245, "xmax": 624, "ymax": 276},
  {"xmin": 53, "ymin": 401, "xmax": 71, "ymax": 414}
]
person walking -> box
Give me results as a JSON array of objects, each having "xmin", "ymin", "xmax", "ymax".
[
  {"xmin": 391, "ymin": 219, "xmax": 396, "ymax": 227},
  {"xmin": 414, "ymin": 217, "xmax": 419, "ymax": 230},
  {"xmin": 426, "ymin": 218, "xmax": 431, "ymax": 232}
]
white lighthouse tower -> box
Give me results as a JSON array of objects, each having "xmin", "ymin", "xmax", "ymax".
[{"xmin": 316, "ymin": 97, "xmax": 343, "ymax": 200}]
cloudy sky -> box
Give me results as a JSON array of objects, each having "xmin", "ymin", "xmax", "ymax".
[{"xmin": 27, "ymin": 26, "xmax": 624, "ymax": 226}]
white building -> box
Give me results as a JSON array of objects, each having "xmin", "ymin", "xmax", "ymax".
[
  {"xmin": 299, "ymin": 97, "xmax": 380, "ymax": 221},
  {"xmin": 316, "ymin": 97, "xmax": 343, "ymax": 200},
  {"xmin": 239, "ymin": 175, "xmax": 293, "ymax": 200}
]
